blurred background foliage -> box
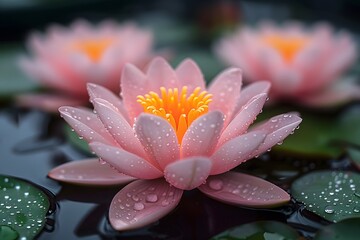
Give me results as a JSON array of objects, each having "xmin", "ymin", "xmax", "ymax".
[
  {"xmin": 1, "ymin": 0, "xmax": 360, "ymax": 43},
  {"xmin": 1, "ymin": 0, "xmax": 360, "ymax": 86}
]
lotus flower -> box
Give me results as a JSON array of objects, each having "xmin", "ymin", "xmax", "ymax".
[
  {"xmin": 18, "ymin": 19, "xmax": 154, "ymax": 111},
  {"xmin": 49, "ymin": 57, "xmax": 302, "ymax": 230},
  {"xmin": 216, "ymin": 21, "xmax": 360, "ymax": 107}
]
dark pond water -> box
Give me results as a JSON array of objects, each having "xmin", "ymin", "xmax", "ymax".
[{"xmin": 0, "ymin": 107, "xmax": 355, "ymax": 240}]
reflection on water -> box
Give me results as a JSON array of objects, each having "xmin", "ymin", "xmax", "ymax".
[{"xmin": 0, "ymin": 107, "xmax": 355, "ymax": 239}]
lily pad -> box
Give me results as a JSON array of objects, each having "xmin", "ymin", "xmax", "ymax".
[
  {"xmin": 0, "ymin": 45, "xmax": 38, "ymax": 98},
  {"xmin": 64, "ymin": 125, "xmax": 93, "ymax": 155},
  {"xmin": 258, "ymin": 105, "xmax": 360, "ymax": 158},
  {"xmin": 0, "ymin": 175, "xmax": 50, "ymax": 239},
  {"xmin": 291, "ymin": 170, "xmax": 360, "ymax": 223},
  {"xmin": 0, "ymin": 226, "xmax": 18, "ymax": 240},
  {"xmin": 210, "ymin": 221, "xmax": 300, "ymax": 240},
  {"xmin": 314, "ymin": 218, "xmax": 360, "ymax": 240}
]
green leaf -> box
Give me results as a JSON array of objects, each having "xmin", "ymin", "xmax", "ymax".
[
  {"xmin": 0, "ymin": 226, "xmax": 18, "ymax": 240},
  {"xmin": 314, "ymin": 218, "xmax": 360, "ymax": 240},
  {"xmin": 64, "ymin": 125, "xmax": 93, "ymax": 155},
  {"xmin": 0, "ymin": 45, "xmax": 38, "ymax": 98},
  {"xmin": 210, "ymin": 221, "xmax": 300, "ymax": 240},
  {"xmin": 291, "ymin": 170, "xmax": 360, "ymax": 222},
  {"xmin": 336, "ymin": 106, "xmax": 360, "ymax": 146},
  {"xmin": 0, "ymin": 175, "xmax": 50, "ymax": 239}
]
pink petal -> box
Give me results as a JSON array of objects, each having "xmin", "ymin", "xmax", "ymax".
[
  {"xmin": 181, "ymin": 111, "xmax": 224, "ymax": 158},
  {"xmin": 249, "ymin": 113, "xmax": 302, "ymax": 158},
  {"xmin": 16, "ymin": 93, "xmax": 86, "ymax": 112},
  {"xmin": 109, "ymin": 179, "xmax": 183, "ymax": 231},
  {"xmin": 175, "ymin": 58, "xmax": 206, "ymax": 91},
  {"xmin": 219, "ymin": 93, "xmax": 268, "ymax": 146},
  {"xmin": 48, "ymin": 158, "xmax": 135, "ymax": 186},
  {"xmin": 210, "ymin": 130, "xmax": 266, "ymax": 175},
  {"xmin": 92, "ymin": 98, "xmax": 148, "ymax": 160},
  {"xmin": 319, "ymin": 33, "xmax": 357, "ymax": 87},
  {"xmin": 89, "ymin": 142, "xmax": 163, "ymax": 179},
  {"xmin": 198, "ymin": 172, "xmax": 290, "ymax": 208},
  {"xmin": 135, "ymin": 114, "xmax": 180, "ymax": 169},
  {"xmin": 233, "ymin": 81, "xmax": 271, "ymax": 116},
  {"xmin": 300, "ymin": 79, "xmax": 360, "ymax": 107},
  {"xmin": 87, "ymin": 83, "xmax": 130, "ymax": 123},
  {"xmin": 19, "ymin": 57, "xmax": 83, "ymax": 94},
  {"xmin": 146, "ymin": 57, "xmax": 178, "ymax": 90},
  {"xmin": 208, "ymin": 68, "xmax": 243, "ymax": 121},
  {"xmin": 164, "ymin": 157, "xmax": 212, "ymax": 190},
  {"xmin": 121, "ymin": 64, "xmax": 149, "ymax": 121},
  {"xmin": 59, "ymin": 106, "xmax": 117, "ymax": 146}
]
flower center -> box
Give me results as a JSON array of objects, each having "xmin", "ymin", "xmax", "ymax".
[
  {"xmin": 262, "ymin": 35, "xmax": 309, "ymax": 63},
  {"xmin": 72, "ymin": 38, "xmax": 113, "ymax": 62},
  {"xmin": 137, "ymin": 86, "xmax": 212, "ymax": 143}
]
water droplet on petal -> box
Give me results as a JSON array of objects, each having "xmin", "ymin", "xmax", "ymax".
[
  {"xmin": 161, "ymin": 200, "xmax": 169, "ymax": 206},
  {"xmin": 133, "ymin": 202, "xmax": 144, "ymax": 211},
  {"xmin": 98, "ymin": 158, "xmax": 107, "ymax": 165},
  {"xmin": 146, "ymin": 194, "xmax": 158, "ymax": 203},
  {"xmin": 208, "ymin": 179, "xmax": 223, "ymax": 190}
]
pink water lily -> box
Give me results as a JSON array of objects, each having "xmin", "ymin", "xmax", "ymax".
[
  {"xmin": 49, "ymin": 57, "xmax": 301, "ymax": 230},
  {"xmin": 18, "ymin": 19, "xmax": 154, "ymax": 111},
  {"xmin": 216, "ymin": 21, "xmax": 359, "ymax": 107}
]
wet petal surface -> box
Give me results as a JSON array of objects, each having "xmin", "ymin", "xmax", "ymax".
[
  {"xmin": 89, "ymin": 142, "xmax": 163, "ymax": 179},
  {"xmin": 164, "ymin": 157, "xmax": 212, "ymax": 190},
  {"xmin": 109, "ymin": 179, "xmax": 183, "ymax": 231},
  {"xmin": 48, "ymin": 158, "xmax": 136, "ymax": 186},
  {"xmin": 199, "ymin": 172, "xmax": 290, "ymax": 208}
]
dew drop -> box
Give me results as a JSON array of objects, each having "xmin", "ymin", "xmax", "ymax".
[
  {"xmin": 161, "ymin": 200, "xmax": 170, "ymax": 206},
  {"xmin": 98, "ymin": 158, "xmax": 107, "ymax": 165},
  {"xmin": 324, "ymin": 205, "xmax": 335, "ymax": 214},
  {"xmin": 133, "ymin": 202, "xmax": 145, "ymax": 211},
  {"xmin": 132, "ymin": 195, "xmax": 139, "ymax": 202},
  {"xmin": 208, "ymin": 179, "xmax": 223, "ymax": 190},
  {"xmin": 353, "ymin": 207, "xmax": 360, "ymax": 213},
  {"xmin": 146, "ymin": 194, "xmax": 158, "ymax": 203}
]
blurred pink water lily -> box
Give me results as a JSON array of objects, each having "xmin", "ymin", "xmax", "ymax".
[
  {"xmin": 18, "ymin": 19, "xmax": 154, "ymax": 111},
  {"xmin": 216, "ymin": 21, "xmax": 360, "ymax": 107},
  {"xmin": 49, "ymin": 57, "xmax": 301, "ymax": 230}
]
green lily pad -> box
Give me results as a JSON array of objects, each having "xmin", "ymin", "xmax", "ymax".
[
  {"xmin": 0, "ymin": 175, "xmax": 50, "ymax": 239},
  {"xmin": 336, "ymin": 106, "xmax": 360, "ymax": 144},
  {"xmin": 0, "ymin": 225, "xmax": 18, "ymax": 240},
  {"xmin": 0, "ymin": 45, "xmax": 38, "ymax": 98},
  {"xmin": 64, "ymin": 125, "xmax": 93, "ymax": 155},
  {"xmin": 258, "ymin": 105, "xmax": 360, "ymax": 158},
  {"xmin": 314, "ymin": 218, "xmax": 360, "ymax": 240},
  {"xmin": 210, "ymin": 221, "xmax": 300, "ymax": 240},
  {"xmin": 291, "ymin": 170, "xmax": 360, "ymax": 223}
]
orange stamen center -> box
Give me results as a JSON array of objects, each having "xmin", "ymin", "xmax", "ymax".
[
  {"xmin": 72, "ymin": 38, "xmax": 113, "ymax": 62},
  {"xmin": 262, "ymin": 35, "xmax": 309, "ymax": 63},
  {"xmin": 137, "ymin": 86, "xmax": 212, "ymax": 143}
]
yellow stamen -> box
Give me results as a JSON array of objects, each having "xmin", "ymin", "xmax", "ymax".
[
  {"xmin": 262, "ymin": 35, "xmax": 309, "ymax": 63},
  {"xmin": 72, "ymin": 38, "xmax": 114, "ymax": 62},
  {"xmin": 137, "ymin": 86, "xmax": 212, "ymax": 143}
]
